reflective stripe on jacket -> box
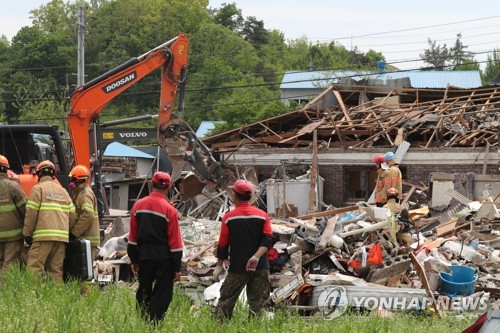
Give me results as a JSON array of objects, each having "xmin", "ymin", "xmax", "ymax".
[
  {"xmin": 384, "ymin": 165, "xmax": 403, "ymax": 200},
  {"xmin": 0, "ymin": 173, "xmax": 27, "ymax": 241},
  {"xmin": 374, "ymin": 168, "xmax": 389, "ymax": 203},
  {"xmin": 70, "ymin": 183, "xmax": 100, "ymax": 246},
  {"xmin": 23, "ymin": 176, "xmax": 76, "ymax": 242}
]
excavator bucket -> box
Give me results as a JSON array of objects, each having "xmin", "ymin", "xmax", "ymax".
[
  {"xmin": 158, "ymin": 118, "xmax": 230, "ymax": 189},
  {"xmin": 162, "ymin": 140, "xmax": 188, "ymax": 183}
]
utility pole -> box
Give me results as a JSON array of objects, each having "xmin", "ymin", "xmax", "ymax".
[{"xmin": 77, "ymin": 2, "xmax": 86, "ymax": 87}]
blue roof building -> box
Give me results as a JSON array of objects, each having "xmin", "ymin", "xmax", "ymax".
[
  {"xmin": 104, "ymin": 141, "xmax": 155, "ymax": 159},
  {"xmin": 196, "ymin": 121, "xmax": 225, "ymax": 138},
  {"xmin": 280, "ymin": 70, "xmax": 482, "ymax": 105},
  {"xmin": 102, "ymin": 142, "xmax": 155, "ymax": 182}
]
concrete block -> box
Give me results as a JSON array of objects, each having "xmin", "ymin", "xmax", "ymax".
[{"xmin": 366, "ymin": 254, "xmax": 412, "ymax": 284}]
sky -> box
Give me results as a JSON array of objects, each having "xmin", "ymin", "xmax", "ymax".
[{"xmin": 2, "ymin": 0, "xmax": 500, "ymax": 70}]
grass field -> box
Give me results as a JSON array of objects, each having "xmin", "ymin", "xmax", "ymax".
[{"xmin": 0, "ymin": 267, "xmax": 476, "ymax": 333}]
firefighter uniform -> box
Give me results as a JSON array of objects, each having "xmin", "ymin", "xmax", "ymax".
[
  {"xmin": 384, "ymin": 163, "xmax": 403, "ymax": 201},
  {"xmin": 384, "ymin": 198, "xmax": 403, "ymax": 214},
  {"xmin": 374, "ymin": 168, "xmax": 389, "ymax": 206},
  {"xmin": 23, "ymin": 175, "xmax": 76, "ymax": 282},
  {"xmin": 70, "ymin": 182, "xmax": 100, "ymax": 259},
  {"xmin": 0, "ymin": 172, "xmax": 27, "ymax": 270}
]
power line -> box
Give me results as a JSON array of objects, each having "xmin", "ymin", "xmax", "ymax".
[
  {"xmin": 310, "ymin": 23, "xmax": 500, "ymax": 41},
  {"xmin": 2, "ymin": 47, "xmax": 496, "ymax": 97},
  {"xmin": 1, "ymin": 59, "xmax": 492, "ymax": 106},
  {"xmin": 330, "ymin": 15, "xmax": 500, "ymax": 40}
]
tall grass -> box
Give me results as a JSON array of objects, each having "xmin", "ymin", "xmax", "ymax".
[{"xmin": 0, "ymin": 266, "xmax": 475, "ymax": 332}]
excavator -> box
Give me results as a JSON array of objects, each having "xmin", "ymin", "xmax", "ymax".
[{"xmin": 0, "ymin": 32, "xmax": 227, "ymax": 201}]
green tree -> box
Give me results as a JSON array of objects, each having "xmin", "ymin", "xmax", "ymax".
[
  {"xmin": 12, "ymin": 75, "xmax": 68, "ymax": 129},
  {"xmin": 420, "ymin": 38, "xmax": 451, "ymax": 70},
  {"xmin": 482, "ymin": 49, "xmax": 500, "ymax": 85},
  {"xmin": 209, "ymin": 2, "xmax": 243, "ymax": 32},
  {"xmin": 420, "ymin": 34, "xmax": 476, "ymax": 71},
  {"xmin": 241, "ymin": 16, "xmax": 268, "ymax": 48}
]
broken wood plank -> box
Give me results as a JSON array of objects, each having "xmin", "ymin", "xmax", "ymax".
[
  {"xmin": 410, "ymin": 252, "xmax": 442, "ymax": 318},
  {"xmin": 316, "ymin": 215, "xmax": 338, "ymax": 251},
  {"xmin": 297, "ymin": 205, "xmax": 359, "ymax": 220},
  {"xmin": 333, "ymin": 89, "xmax": 354, "ymax": 126},
  {"xmin": 308, "ymin": 130, "xmax": 318, "ymax": 214}
]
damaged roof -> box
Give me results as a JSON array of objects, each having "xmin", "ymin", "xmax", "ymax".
[{"xmin": 203, "ymin": 85, "xmax": 500, "ymax": 150}]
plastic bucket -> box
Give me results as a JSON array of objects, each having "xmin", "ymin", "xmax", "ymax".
[{"xmin": 439, "ymin": 265, "xmax": 477, "ymax": 296}]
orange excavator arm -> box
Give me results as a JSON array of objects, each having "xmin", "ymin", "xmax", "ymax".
[{"xmin": 67, "ymin": 33, "xmax": 189, "ymax": 170}]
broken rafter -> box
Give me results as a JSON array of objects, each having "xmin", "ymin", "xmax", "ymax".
[
  {"xmin": 333, "ymin": 89, "xmax": 354, "ymax": 127},
  {"xmin": 258, "ymin": 122, "xmax": 283, "ymax": 140}
]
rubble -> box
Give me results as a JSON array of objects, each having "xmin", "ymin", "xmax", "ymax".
[
  {"xmin": 92, "ymin": 161, "xmax": 499, "ymax": 321},
  {"xmin": 171, "ymin": 169, "xmax": 500, "ymax": 320}
]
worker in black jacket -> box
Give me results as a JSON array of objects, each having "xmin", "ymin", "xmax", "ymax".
[{"xmin": 127, "ymin": 172, "xmax": 183, "ymax": 322}]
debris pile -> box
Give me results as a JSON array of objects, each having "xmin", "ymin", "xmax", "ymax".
[{"xmin": 180, "ymin": 177, "xmax": 500, "ymax": 319}]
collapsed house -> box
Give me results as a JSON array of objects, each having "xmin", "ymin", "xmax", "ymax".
[
  {"xmin": 94, "ymin": 79, "xmax": 500, "ymax": 320},
  {"xmin": 202, "ymin": 84, "xmax": 499, "ymax": 208}
]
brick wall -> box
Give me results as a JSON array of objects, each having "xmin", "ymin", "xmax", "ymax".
[
  {"xmin": 254, "ymin": 163, "xmax": 499, "ymax": 208},
  {"xmin": 405, "ymin": 164, "xmax": 499, "ymax": 185}
]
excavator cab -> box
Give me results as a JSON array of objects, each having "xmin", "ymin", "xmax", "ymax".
[{"xmin": 0, "ymin": 124, "xmax": 69, "ymax": 194}]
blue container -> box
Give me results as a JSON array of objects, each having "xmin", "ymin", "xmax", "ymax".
[{"xmin": 439, "ymin": 265, "xmax": 477, "ymax": 296}]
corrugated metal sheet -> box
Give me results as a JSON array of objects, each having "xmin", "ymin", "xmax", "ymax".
[
  {"xmin": 280, "ymin": 70, "xmax": 363, "ymax": 89},
  {"xmin": 479, "ymin": 310, "xmax": 500, "ymax": 333},
  {"xmin": 196, "ymin": 121, "xmax": 225, "ymax": 138},
  {"xmin": 103, "ymin": 141, "xmax": 154, "ymax": 159},
  {"xmin": 280, "ymin": 70, "xmax": 482, "ymax": 90}
]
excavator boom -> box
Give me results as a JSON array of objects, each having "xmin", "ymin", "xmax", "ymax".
[{"xmin": 67, "ymin": 33, "xmax": 189, "ymax": 172}]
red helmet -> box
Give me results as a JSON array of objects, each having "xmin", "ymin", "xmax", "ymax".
[
  {"xmin": 35, "ymin": 160, "xmax": 56, "ymax": 176},
  {"xmin": 69, "ymin": 165, "xmax": 91, "ymax": 181},
  {"xmin": 0, "ymin": 154, "xmax": 9, "ymax": 169},
  {"xmin": 152, "ymin": 172, "xmax": 171, "ymax": 187},
  {"xmin": 387, "ymin": 187, "xmax": 399, "ymax": 198},
  {"xmin": 372, "ymin": 154, "xmax": 386, "ymax": 166}
]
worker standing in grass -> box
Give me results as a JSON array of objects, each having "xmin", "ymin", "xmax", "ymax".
[
  {"xmin": 68, "ymin": 165, "xmax": 100, "ymax": 292},
  {"xmin": 373, "ymin": 154, "xmax": 389, "ymax": 207},
  {"xmin": 0, "ymin": 155, "xmax": 27, "ymax": 271},
  {"xmin": 68, "ymin": 165, "xmax": 100, "ymax": 259},
  {"xmin": 23, "ymin": 160, "xmax": 76, "ymax": 282},
  {"xmin": 127, "ymin": 171, "xmax": 183, "ymax": 323},
  {"xmin": 213, "ymin": 180, "xmax": 273, "ymax": 320},
  {"xmin": 384, "ymin": 152, "xmax": 403, "ymax": 203}
]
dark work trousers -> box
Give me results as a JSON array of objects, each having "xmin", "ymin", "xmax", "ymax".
[
  {"xmin": 215, "ymin": 269, "xmax": 270, "ymax": 320},
  {"xmin": 136, "ymin": 259, "xmax": 174, "ymax": 322}
]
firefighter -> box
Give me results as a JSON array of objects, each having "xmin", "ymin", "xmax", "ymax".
[
  {"xmin": 384, "ymin": 187, "xmax": 403, "ymax": 213},
  {"xmin": 0, "ymin": 154, "xmax": 27, "ymax": 270},
  {"xmin": 384, "ymin": 152, "xmax": 403, "ymax": 202},
  {"xmin": 373, "ymin": 154, "xmax": 388, "ymax": 207},
  {"xmin": 23, "ymin": 160, "xmax": 76, "ymax": 282},
  {"xmin": 68, "ymin": 165, "xmax": 100, "ymax": 260}
]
